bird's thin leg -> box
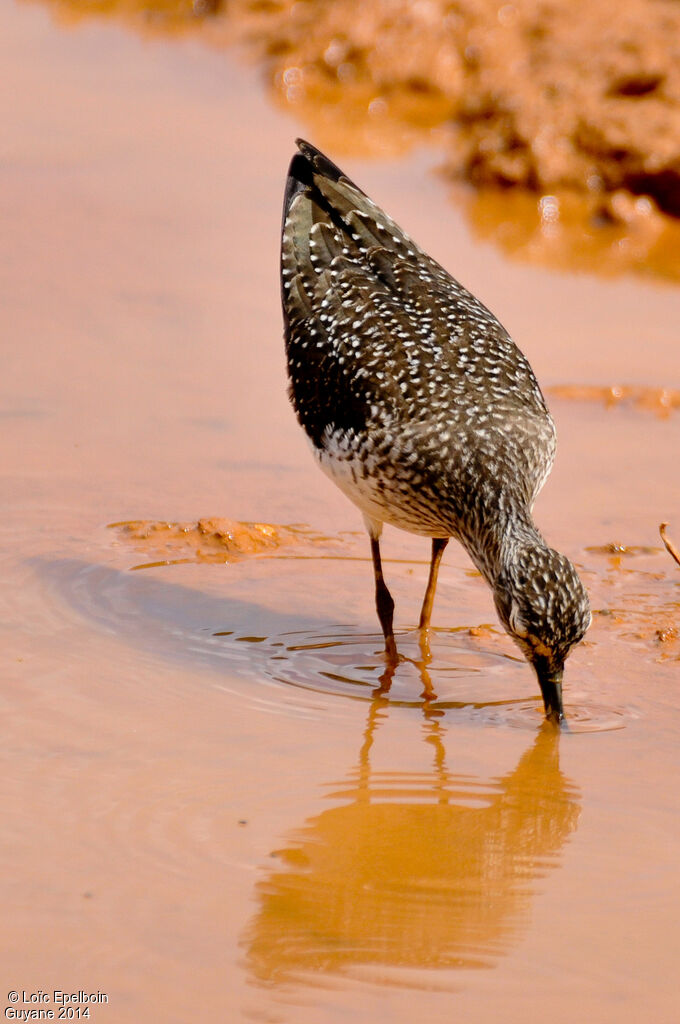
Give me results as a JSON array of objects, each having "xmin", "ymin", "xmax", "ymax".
[
  {"xmin": 418, "ymin": 537, "xmax": 449, "ymax": 632},
  {"xmin": 369, "ymin": 536, "xmax": 398, "ymax": 664}
]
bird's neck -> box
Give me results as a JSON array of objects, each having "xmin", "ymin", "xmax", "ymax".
[{"xmin": 461, "ymin": 504, "xmax": 544, "ymax": 587}]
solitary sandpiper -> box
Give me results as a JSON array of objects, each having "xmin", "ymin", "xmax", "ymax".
[{"xmin": 280, "ymin": 140, "xmax": 590, "ymax": 721}]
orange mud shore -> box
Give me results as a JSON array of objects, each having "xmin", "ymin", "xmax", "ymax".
[{"xmin": 31, "ymin": 0, "xmax": 680, "ymax": 281}]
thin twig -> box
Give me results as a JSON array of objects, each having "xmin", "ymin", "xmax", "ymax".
[{"xmin": 659, "ymin": 523, "xmax": 680, "ymax": 568}]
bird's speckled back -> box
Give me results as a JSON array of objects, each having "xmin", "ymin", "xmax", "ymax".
[{"xmin": 281, "ymin": 141, "xmax": 556, "ymax": 572}]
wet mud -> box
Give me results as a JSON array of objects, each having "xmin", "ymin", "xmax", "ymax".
[
  {"xmin": 30, "ymin": 0, "xmax": 680, "ymax": 281},
  {"xmin": 109, "ymin": 517, "xmax": 335, "ymax": 567}
]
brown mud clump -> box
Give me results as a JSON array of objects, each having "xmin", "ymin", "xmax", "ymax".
[{"xmin": 109, "ymin": 517, "xmax": 333, "ymax": 568}]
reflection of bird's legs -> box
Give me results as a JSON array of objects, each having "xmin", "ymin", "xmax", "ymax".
[
  {"xmin": 359, "ymin": 689, "xmax": 448, "ymax": 801},
  {"xmin": 372, "ymin": 660, "xmax": 397, "ymax": 700},
  {"xmin": 414, "ymin": 612, "xmax": 438, "ymax": 704},
  {"xmin": 356, "ymin": 696, "xmax": 390, "ymax": 802},
  {"xmin": 419, "ymin": 538, "xmax": 449, "ymax": 636},
  {"xmin": 415, "ymin": 634, "xmax": 438, "ymax": 703},
  {"xmin": 422, "ymin": 717, "xmax": 450, "ymax": 803}
]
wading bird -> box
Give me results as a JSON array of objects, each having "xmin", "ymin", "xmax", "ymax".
[{"xmin": 280, "ymin": 140, "xmax": 590, "ymax": 721}]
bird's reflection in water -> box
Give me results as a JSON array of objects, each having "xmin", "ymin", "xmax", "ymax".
[{"xmin": 243, "ymin": 669, "xmax": 580, "ymax": 988}]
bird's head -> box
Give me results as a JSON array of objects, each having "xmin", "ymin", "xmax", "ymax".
[{"xmin": 493, "ymin": 545, "xmax": 591, "ymax": 722}]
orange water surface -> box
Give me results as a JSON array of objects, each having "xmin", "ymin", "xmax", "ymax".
[{"xmin": 2, "ymin": 4, "xmax": 680, "ymax": 1023}]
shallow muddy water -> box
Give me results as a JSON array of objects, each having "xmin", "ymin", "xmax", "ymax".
[{"xmin": 2, "ymin": 3, "xmax": 680, "ymax": 1022}]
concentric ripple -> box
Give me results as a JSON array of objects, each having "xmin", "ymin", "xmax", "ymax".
[
  {"xmin": 258, "ymin": 625, "xmax": 534, "ymax": 714},
  {"xmin": 29, "ymin": 557, "xmax": 626, "ymax": 729},
  {"xmin": 503, "ymin": 701, "xmax": 626, "ymax": 733}
]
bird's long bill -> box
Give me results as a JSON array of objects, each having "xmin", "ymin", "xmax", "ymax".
[{"xmin": 534, "ymin": 657, "xmax": 564, "ymax": 723}]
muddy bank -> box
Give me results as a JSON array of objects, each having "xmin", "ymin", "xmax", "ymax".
[
  {"xmin": 231, "ymin": 0, "xmax": 680, "ymax": 209},
  {"xmin": 34, "ymin": 0, "xmax": 680, "ymax": 280}
]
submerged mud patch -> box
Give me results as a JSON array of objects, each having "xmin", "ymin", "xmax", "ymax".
[
  {"xmin": 463, "ymin": 186, "xmax": 680, "ymax": 284},
  {"xmin": 584, "ymin": 542, "xmax": 680, "ymax": 662},
  {"xmin": 548, "ymin": 385, "xmax": 680, "ymax": 418}
]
